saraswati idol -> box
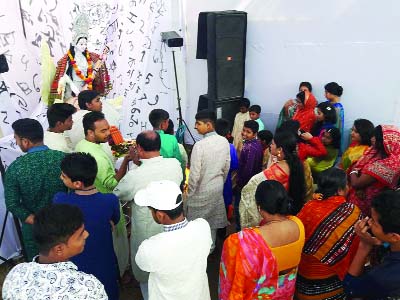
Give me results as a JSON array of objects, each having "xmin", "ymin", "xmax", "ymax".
[{"xmin": 49, "ymin": 13, "xmax": 112, "ymax": 103}]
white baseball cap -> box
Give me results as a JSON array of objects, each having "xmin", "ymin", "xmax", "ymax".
[{"xmin": 134, "ymin": 180, "xmax": 182, "ymax": 210}]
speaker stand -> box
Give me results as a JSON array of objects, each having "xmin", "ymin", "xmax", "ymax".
[{"xmin": 171, "ymin": 50, "xmax": 196, "ymax": 144}]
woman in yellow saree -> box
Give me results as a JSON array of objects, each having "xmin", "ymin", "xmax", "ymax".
[
  {"xmin": 341, "ymin": 119, "xmax": 374, "ymax": 172},
  {"xmin": 220, "ymin": 180, "xmax": 305, "ymax": 300}
]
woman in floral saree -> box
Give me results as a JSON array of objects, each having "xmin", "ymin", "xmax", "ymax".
[
  {"xmin": 220, "ymin": 180, "xmax": 305, "ymax": 300},
  {"xmin": 348, "ymin": 125, "xmax": 400, "ymax": 216}
]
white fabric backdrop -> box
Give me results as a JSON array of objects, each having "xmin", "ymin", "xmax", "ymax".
[
  {"xmin": 0, "ymin": 0, "xmax": 183, "ymax": 261},
  {"xmin": 183, "ymin": 0, "xmax": 400, "ymax": 139}
]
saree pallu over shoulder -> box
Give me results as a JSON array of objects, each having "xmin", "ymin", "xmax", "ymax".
[
  {"xmin": 293, "ymin": 94, "xmax": 317, "ymax": 132},
  {"xmin": 239, "ymin": 163, "xmax": 289, "ymax": 228},
  {"xmin": 296, "ymin": 196, "xmax": 362, "ymax": 300},
  {"xmin": 341, "ymin": 144, "xmax": 369, "ymax": 172},
  {"xmin": 219, "ymin": 228, "xmax": 299, "ymax": 300},
  {"xmin": 348, "ymin": 125, "xmax": 400, "ymax": 215}
]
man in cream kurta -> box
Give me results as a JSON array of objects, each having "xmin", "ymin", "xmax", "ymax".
[
  {"xmin": 186, "ymin": 110, "xmax": 231, "ymax": 252},
  {"xmin": 113, "ymin": 130, "xmax": 182, "ymax": 299}
]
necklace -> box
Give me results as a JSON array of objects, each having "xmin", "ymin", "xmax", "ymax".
[{"xmin": 67, "ymin": 50, "xmax": 94, "ymax": 90}]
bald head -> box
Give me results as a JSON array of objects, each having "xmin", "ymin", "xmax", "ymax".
[{"xmin": 136, "ymin": 130, "xmax": 161, "ymax": 152}]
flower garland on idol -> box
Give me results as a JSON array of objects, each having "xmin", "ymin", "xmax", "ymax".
[{"xmin": 67, "ymin": 50, "xmax": 94, "ymax": 90}]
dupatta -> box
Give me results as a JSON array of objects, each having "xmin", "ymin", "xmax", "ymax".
[
  {"xmin": 359, "ymin": 125, "xmax": 400, "ymax": 188},
  {"xmin": 292, "ymin": 93, "xmax": 317, "ymax": 132}
]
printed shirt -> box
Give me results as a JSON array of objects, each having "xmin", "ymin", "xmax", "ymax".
[{"xmin": 2, "ymin": 258, "xmax": 108, "ymax": 300}]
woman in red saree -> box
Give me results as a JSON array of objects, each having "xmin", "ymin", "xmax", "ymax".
[
  {"xmin": 348, "ymin": 125, "xmax": 400, "ymax": 216},
  {"xmin": 292, "ymin": 90, "xmax": 317, "ymax": 132},
  {"xmin": 239, "ymin": 130, "xmax": 306, "ymax": 228},
  {"xmin": 220, "ymin": 180, "xmax": 305, "ymax": 300},
  {"xmin": 296, "ymin": 168, "xmax": 362, "ymax": 300}
]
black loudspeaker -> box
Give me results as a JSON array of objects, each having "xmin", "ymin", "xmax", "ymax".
[
  {"xmin": 0, "ymin": 55, "xmax": 9, "ymax": 74},
  {"xmin": 198, "ymin": 94, "xmax": 242, "ymax": 129},
  {"xmin": 197, "ymin": 11, "xmax": 247, "ymax": 99}
]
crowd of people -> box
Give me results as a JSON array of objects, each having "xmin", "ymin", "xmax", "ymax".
[{"xmin": 2, "ymin": 81, "xmax": 400, "ymax": 300}]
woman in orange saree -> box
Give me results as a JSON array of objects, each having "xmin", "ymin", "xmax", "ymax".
[
  {"xmin": 220, "ymin": 180, "xmax": 305, "ymax": 300},
  {"xmin": 239, "ymin": 130, "xmax": 306, "ymax": 228},
  {"xmin": 296, "ymin": 168, "xmax": 362, "ymax": 300}
]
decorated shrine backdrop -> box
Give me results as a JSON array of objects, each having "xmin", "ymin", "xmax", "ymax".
[{"xmin": 0, "ymin": 0, "xmax": 181, "ymax": 261}]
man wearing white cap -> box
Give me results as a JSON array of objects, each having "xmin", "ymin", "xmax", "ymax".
[{"xmin": 135, "ymin": 180, "xmax": 212, "ymax": 300}]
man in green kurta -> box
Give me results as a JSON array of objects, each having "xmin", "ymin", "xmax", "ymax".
[
  {"xmin": 5, "ymin": 119, "xmax": 66, "ymax": 261},
  {"xmin": 149, "ymin": 109, "xmax": 183, "ymax": 168},
  {"xmin": 75, "ymin": 111, "xmax": 130, "ymax": 276}
]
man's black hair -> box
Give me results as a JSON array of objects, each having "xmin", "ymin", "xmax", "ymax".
[
  {"xmin": 215, "ymin": 118, "xmax": 231, "ymax": 137},
  {"xmin": 47, "ymin": 103, "xmax": 76, "ymax": 128},
  {"xmin": 249, "ymin": 105, "xmax": 261, "ymax": 114},
  {"xmin": 61, "ymin": 153, "xmax": 97, "ymax": 187},
  {"xmin": 136, "ymin": 130, "xmax": 161, "ymax": 151},
  {"xmin": 239, "ymin": 98, "xmax": 250, "ymax": 108},
  {"xmin": 78, "ymin": 90, "xmax": 100, "ymax": 110},
  {"xmin": 149, "ymin": 109, "xmax": 169, "ymax": 128},
  {"xmin": 258, "ymin": 130, "xmax": 273, "ymax": 145},
  {"xmin": 195, "ymin": 110, "xmax": 216, "ymax": 126},
  {"xmin": 372, "ymin": 190, "xmax": 400, "ymax": 234},
  {"xmin": 33, "ymin": 204, "xmax": 84, "ymax": 255},
  {"xmin": 243, "ymin": 120, "xmax": 259, "ymax": 134},
  {"xmin": 12, "ymin": 118, "xmax": 44, "ymax": 143},
  {"xmin": 82, "ymin": 111, "xmax": 105, "ymax": 136}
]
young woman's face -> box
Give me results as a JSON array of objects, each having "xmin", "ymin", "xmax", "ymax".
[
  {"xmin": 325, "ymin": 90, "xmax": 333, "ymax": 101},
  {"xmin": 316, "ymin": 108, "xmax": 325, "ymax": 122},
  {"xmin": 321, "ymin": 131, "xmax": 333, "ymax": 146},
  {"xmin": 299, "ymin": 86, "xmax": 310, "ymax": 93},
  {"xmin": 269, "ymin": 139, "xmax": 279, "ymax": 156},
  {"xmin": 351, "ymin": 126, "xmax": 361, "ymax": 143}
]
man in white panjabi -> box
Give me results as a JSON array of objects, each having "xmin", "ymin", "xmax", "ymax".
[
  {"xmin": 113, "ymin": 130, "xmax": 182, "ymax": 300},
  {"xmin": 135, "ymin": 180, "xmax": 212, "ymax": 300},
  {"xmin": 44, "ymin": 103, "xmax": 76, "ymax": 153},
  {"xmin": 186, "ymin": 110, "xmax": 230, "ymax": 253}
]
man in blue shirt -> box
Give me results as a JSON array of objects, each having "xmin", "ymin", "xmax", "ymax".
[{"xmin": 344, "ymin": 190, "xmax": 400, "ymax": 299}]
